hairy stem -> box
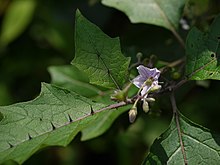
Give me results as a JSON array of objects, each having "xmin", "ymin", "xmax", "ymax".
[{"xmin": 170, "ymin": 92, "xmax": 188, "ymax": 165}]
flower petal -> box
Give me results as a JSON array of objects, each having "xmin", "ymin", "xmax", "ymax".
[
  {"xmin": 141, "ymin": 86, "xmax": 151, "ymax": 98},
  {"xmin": 137, "ymin": 65, "xmax": 151, "ymax": 78},
  {"xmin": 133, "ymin": 75, "xmax": 146, "ymax": 88},
  {"xmin": 132, "ymin": 65, "xmax": 161, "ymax": 98},
  {"xmin": 137, "ymin": 65, "xmax": 161, "ymax": 80},
  {"xmin": 151, "ymin": 68, "xmax": 160, "ymax": 80}
]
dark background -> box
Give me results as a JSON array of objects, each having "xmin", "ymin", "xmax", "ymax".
[{"xmin": 0, "ymin": 0, "xmax": 220, "ymax": 164}]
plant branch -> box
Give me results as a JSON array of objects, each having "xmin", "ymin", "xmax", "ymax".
[
  {"xmin": 129, "ymin": 52, "xmax": 143, "ymax": 70},
  {"xmin": 154, "ymin": 78, "xmax": 188, "ymax": 96},
  {"xmin": 171, "ymin": 28, "xmax": 185, "ymax": 49},
  {"xmin": 99, "ymin": 58, "xmax": 188, "ymax": 117},
  {"xmin": 170, "ymin": 92, "xmax": 188, "ymax": 165},
  {"xmin": 153, "ymin": 0, "xmax": 185, "ymax": 49},
  {"xmin": 160, "ymin": 57, "xmax": 186, "ymax": 73},
  {"xmin": 96, "ymin": 100, "xmax": 132, "ymax": 112},
  {"xmin": 173, "ymin": 78, "xmax": 188, "ymax": 90}
]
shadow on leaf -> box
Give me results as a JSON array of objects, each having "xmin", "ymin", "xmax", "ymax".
[
  {"xmin": 142, "ymin": 141, "xmax": 168, "ymax": 164},
  {"xmin": 0, "ymin": 112, "xmax": 3, "ymax": 122},
  {"xmin": 211, "ymin": 131, "xmax": 220, "ymax": 148}
]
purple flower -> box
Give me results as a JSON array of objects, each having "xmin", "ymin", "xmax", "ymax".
[{"xmin": 132, "ymin": 65, "xmax": 161, "ymax": 98}]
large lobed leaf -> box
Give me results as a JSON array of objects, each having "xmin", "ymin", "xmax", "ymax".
[
  {"xmin": 0, "ymin": 83, "xmax": 127, "ymax": 164},
  {"xmin": 102, "ymin": 0, "xmax": 186, "ymax": 31},
  {"xmin": 0, "ymin": 10, "xmax": 133, "ymax": 163},
  {"xmin": 143, "ymin": 113, "xmax": 220, "ymax": 164},
  {"xmin": 48, "ymin": 65, "xmax": 130, "ymax": 141},
  {"xmin": 72, "ymin": 10, "xmax": 130, "ymax": 89},
  {"xmin": 185, "ymin": 14, "xmax": 220, "ymax": 80}
]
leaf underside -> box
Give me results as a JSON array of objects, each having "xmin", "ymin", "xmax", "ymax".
[
  {"xmin": 102, "ymin": 0, "xmax": 186, "ymax": 31},
  {"xmin": 185, "ymin": 14, "xmax": 220, "ymax": 80},
  {"xmin": 143, "ymin": 113, "xmax": 220, "ymax": 164},
  {"xmin": 72, "ymin": 10, "xmax": 130, "ymax": 89}
]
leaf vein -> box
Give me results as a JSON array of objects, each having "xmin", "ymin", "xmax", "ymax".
[{"xmin": 184, "ymin": 133, "xmax": 219, "ymax": 154}]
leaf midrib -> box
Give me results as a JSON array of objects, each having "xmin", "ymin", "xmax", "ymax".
[
  {"xmin": 151, "ymin": 0, "xmax": 176, "ymax": 31},
  {"xmin": 188, "ymin": 58, "xmax": 216, "ymax": 78},
  {"xmin": 0, "ymin": 87, "xmax": 109, "ymax": 154}
]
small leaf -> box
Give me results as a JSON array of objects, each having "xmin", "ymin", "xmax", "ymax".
[
  {"xmin": 0, "ymin": 0, "xmax": 36, "ymax": 47},
  {"xmin": 48, "ymin": 65, "xmax": 103, "ymax": 97},
  {"xmin": 0, "ymin": 83, "xmax": 125, "ymax": 164},
  {"xmin": 72, "ymin": 10, "xmax": 130, "ymax": 89},
  {"xmin": 143, "ymin": 113, "xmax": 220, "ymax": 164},
  {"xmin": 102, "ymin": 0, "xmax": 186, "ymax": 31},
  {"xmin": 185, "ymin": 14, "xmax": 220, "ymax": 80}
]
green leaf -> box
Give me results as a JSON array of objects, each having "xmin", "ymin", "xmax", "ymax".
[
  {"xmin": 0, "ymin": 0, "xmax": 36, "ymax": 47},
  {"xmin": 71, "ymin": 10, "xmax": 130, "ymax": 89},
  {"xmin": 185, "ymin": 14, "xmax": 220, "ymax": 80},
  {"xmin": 48, "ymin": 65, "xmax": 103, "ymax": 98},
  {"xmin": 0, "ymin": 83, "xmax": 126, "ymax": 164},
  {"xmin": 143, "ymin": 113, "xmax": 220, "ymax": 164},
  {"xmin": 81, "ymin": 104, "xmax": 129, "ymax": 141},
  {"xmin": 102, "ymin": 0, "xmax": 186, "ymax": 31},
  {"xmin": 48, "ymin": 65, "xmax": 130, "ymax": 141}
]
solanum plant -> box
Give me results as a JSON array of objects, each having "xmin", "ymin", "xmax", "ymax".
[{"xmin": 0, "ymin": 0, "xmax": 220, "ymax": 164}]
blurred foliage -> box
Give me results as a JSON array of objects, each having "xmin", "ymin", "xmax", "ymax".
[
  {"xmin": 0, "ymin": 0, "xmax": 220, "ymax": 164},
  {"xmin": 0, "ymin": 0, "xmax": 36, "ymax": 47}
]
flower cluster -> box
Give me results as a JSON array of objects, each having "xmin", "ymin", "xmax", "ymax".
[
  {"xmin": 129, "ymin": 65, "xmax": 161, "ymax": 123},
  {"xmin": 133, "ymin": 65, "xmax": 161, "ymax": 98}
]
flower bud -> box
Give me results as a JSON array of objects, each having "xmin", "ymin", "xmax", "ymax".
[
  {"xmin": 149, "ymin": 84, "xmax": 161, "ymax": 92},
  {"xmin": 111, "ymin": 90, "xmax": 126, "ymax": 101},
  {"xmin": 145, "ymin": 97, "xmax": 155, "ymax": 102},
  {"xmin": 128, "ymin": 107, "xmax": 137, "ymax": 123},
  {"xmin": 142, "ymin": 99, "xmax": 149, "ymax": 113},
  {"xmin": 111, "ymin": 83, "xmax": 132, "ymax": 101},
  {"xmin": 136, "ymin": 52, "xmax": 143, "ymax": 59}
]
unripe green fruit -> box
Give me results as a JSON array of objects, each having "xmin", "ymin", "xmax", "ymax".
[{"xmin": 172, "ymin": 72, "xmax": 181, "ymax": 80}]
